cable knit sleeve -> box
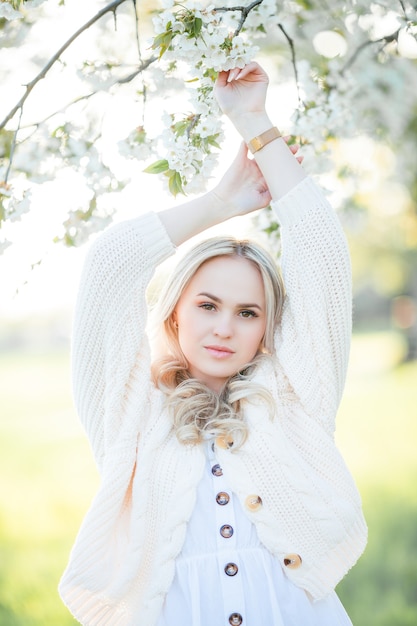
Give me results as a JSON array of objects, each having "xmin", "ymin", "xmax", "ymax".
[
  {"xmin": 271, "ymin": 177, "xmax": 351, "ymax": 436},
  {"xmin": 71, "ymin": 212, "xmax": 176, "ymax": 470}
]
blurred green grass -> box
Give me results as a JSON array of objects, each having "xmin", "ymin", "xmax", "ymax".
[
  {"xmin": 0, "ymin": 332, "xmax": 416, "ymax": 625},
  {"xmin": 336, "ymin": 332, "xmax": 417, "ymax": 625},
  {"xmin": 0, "ymin": 351, "xmax": 96, "ymax": 626}
]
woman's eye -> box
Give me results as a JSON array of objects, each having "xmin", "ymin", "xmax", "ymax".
[
  {"xmin": 240, "ymin": 310, "xmax": 257, "ymax": 318},
  {"xmin": 199, "ymin": 303, "xmax": 215, "ymax": 311}
]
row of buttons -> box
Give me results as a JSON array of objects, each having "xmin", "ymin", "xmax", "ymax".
[
  {"xmin": 210, "ymin": 452, "xmax": 301, "ymax": 626},
  {"xmin": 216, "ymin": 490, "xmax": 263, "ymax": 513},
  {"xmin": 213, "ymin": 462, "xmax": 243, "ymax": 625},
  {"xmin": 211, "ymin": 463, "xmax": 302, "ymax": 569}
]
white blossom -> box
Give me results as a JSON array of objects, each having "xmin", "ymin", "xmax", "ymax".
[
  {"xmin": 8, "ymin": 189, "xmax": 32, "ymax": 222},
  {"xmin": 2, "ymin": 0, "xmax": 417, "ymax": 252},
  {"xmin": 0, "ymin": 3, "xmax": 22, "ymax": 20},
  {"xmin": 0, "ymin": 238, "xmax": 12, "ymax": 253}
]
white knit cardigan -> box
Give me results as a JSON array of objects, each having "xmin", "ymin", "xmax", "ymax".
[{"xmin": 59, "ymin": 177, "xmax": 367, "ymax": 626}]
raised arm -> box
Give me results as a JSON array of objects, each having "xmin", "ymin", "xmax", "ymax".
[
  {"xmin": 72, "ymin": 213, "xmax": 175, "ymax": 469},
  {"xmin": 214, "ymin": 62, "xmax": 307, "ymax": 201},
  {"xmin": 215, "ymin": 62, "xmax": 351, "ymax": 434},
  {"xmin": 273, "ymin": 180, "xmax": 352, "ymax": 435},
  {"xmin": 158, "ymin": 62, "xmax": 305, "ymax": 246},
  {"xmin": 157, "ymin": 141, "xmax": 271, "ymax": 246}
]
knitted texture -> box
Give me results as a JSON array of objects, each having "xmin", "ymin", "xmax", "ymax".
[{"xmin": 59, "ymin": 177, "xmax": 367, "ymax": 625}]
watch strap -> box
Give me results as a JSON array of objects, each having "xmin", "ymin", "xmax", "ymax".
[{"xmin": 248, "ymin": 126, "xmax": 282, "ymax": 154}]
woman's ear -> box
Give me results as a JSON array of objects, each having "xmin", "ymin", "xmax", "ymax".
[
  {"xmin": 172, "ymin": 311, "xmax": 178, "ymax": 329},
  {"xmin": 258, "ymin": 336, "xmax": 269, "ymax": 354}
]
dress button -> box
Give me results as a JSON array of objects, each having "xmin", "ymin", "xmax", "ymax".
[
  {"xmin": 216, "ymin": 491, "xmax": 230, "ymax": 506},
  {"xmin": 220, "ymin": 524, "xmax": 234, "ymax": 538},
  {"xmin": 211, "ymin": 463, "xmax": 223, "ymax": 477},
  {"xmin": 224, "ymin": 562, "xmax": 238, "ymax": 576},
  {"xmin": 244, "ymin": 494, "xmax": 263, "ymax": 512},
  {"xmin": 283, "ymin": 553, "xmax": 302, "ymax": 569},
  {"xmin": 216, "ymin": 434, "xmax": 234, "ymax": 450},
  {"xmin": 229, "ymin": 613, "xmax": 243, "ymax": 625}
]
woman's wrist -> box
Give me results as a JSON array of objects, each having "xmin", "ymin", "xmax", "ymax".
[
  {"xmin": 208, "ymin": 187, "xmax": 240, "ymax": 220},
  {"xmin": 227, "ymin": 112, "xmax": 275, "ymax": 143}
]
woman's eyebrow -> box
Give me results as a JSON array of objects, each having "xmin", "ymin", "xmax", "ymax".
[{"xmin": 197, "ymin": 292, "xmax": 262, "ymax": 310}]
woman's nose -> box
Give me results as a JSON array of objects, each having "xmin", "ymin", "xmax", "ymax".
[{"xmin": 213, "ymin": 314, "xmax": 233, "ymax": 337}]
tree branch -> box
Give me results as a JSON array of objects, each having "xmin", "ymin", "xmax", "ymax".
[
  {"xmin": 277, "ymin": 22, "xmax": 303, "ymax": 108},
  {"xmin": 214, "ymin": 0, "xmax": 265, "ymax": 36},
  {"xmin": 131, "ymin": 0, "xmax": 147, "ymax": 126},
  {"xmin": 4, "ymin": 107, "xmax": 23, "ymax": 184},
  {"xmin": 17, "ymin": 56, "xmax": 157, "ymax": 141},
  {"xmin": 0, "ymin": 0, "xmax": 130, "ymax": 131},
  {"xmin": 398, "ymin": 1, "xmax": 408, "ymax": 20},
  {"xmin": 110, "ymin": 54, "xmax": 157, "ymax": 84},
  {"xmin": 341, "ymin": 29, "xmax": 401, "ymax": 75}
]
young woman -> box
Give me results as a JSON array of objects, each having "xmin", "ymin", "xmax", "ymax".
[{"xmin": 59, "ymin": 62, "xmax": 367, "ymax": 626}]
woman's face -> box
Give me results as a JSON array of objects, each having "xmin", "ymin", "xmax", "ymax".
[{"xmin": 173, "ymin": 255, "xmax": 267, "ymax": 393}]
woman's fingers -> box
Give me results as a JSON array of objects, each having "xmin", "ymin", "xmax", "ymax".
[
  {"xmin": 227, "ymin": 68, "xmax": 241, "ymax": 82},
  {"xmin": 226, "ymin": 61, "xmax": 267, "ymax": 83},
  {"xmin": 283, "ymin": 136, "xmax": 303, "ymax": 161}
]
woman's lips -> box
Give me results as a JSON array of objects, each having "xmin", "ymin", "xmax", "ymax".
[{"xmin": 205, "ymin": 345, "xmax": 235, "ymax": 358}]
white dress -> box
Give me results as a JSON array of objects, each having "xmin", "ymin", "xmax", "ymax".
[{"xmin": 157, "ymin": 441, "xmax": 353, "ymax": 626}]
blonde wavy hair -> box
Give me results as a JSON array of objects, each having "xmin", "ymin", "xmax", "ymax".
[{"xmin": 150, "ymin": 236, "xmax": 285, "ymax": 450}]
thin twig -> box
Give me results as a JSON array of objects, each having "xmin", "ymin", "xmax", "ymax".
[
  {"xmin": 341, "ymin": 29, "xmax": 400, "ymax": 75},
  {"xmin": 132, "ymin": 0, "xmax": 142, "ymax": 61},
  {"xmin": 0, "ymin": 0, "xmax": 130, "ymax": 131},
  {"xmin": 4, "ymin": 107, "xmax": 23, "ymax": 183},
  {"xmin": 112, "ymin": 54, "xmax": 157, "ymax": 84},
  {"xmin": 18, "ymin": 56, "xmax": 157, "ymax": 136},
  {"xmin": 214, "ymin": 0, "xmax": 265, "ymax": 36},
  {"xmin": 277, "ymin": 23, "xmax": 303, "ymax": 109},
  {"xmin": 398, "ymin": 1, "xmax": 417, "ymax": 42},
  {"xmin": 131, "ymin": 0, "xmax": 147, "ymax": 127},
  {"xmin": 398, "ymin": 0, "xmax": 408, "ymax": 19}
]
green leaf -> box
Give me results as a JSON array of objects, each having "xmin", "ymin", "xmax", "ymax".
[
  {"xmin": 134, "ymin": 127, "xmax": 147, "ymax": 144},
  {"xmin": 144, "ymin": 159, "xmax": 169, "ymax": 174},
  {"xmin": 203, "ymin": 68, "xmax": 218, "ymax": 82},
  {"xmin": 207, "ymin": 135, "xmax": 221, "ymax": 149},
  {"xmin": 167, "ymin": 170, "xmax": 184, "ymax": 196},
  {"xmin": 190, "ymin": 16, "xmax": 203, "ymax": 38},
  {"xmin": 173, "ymin": 120, "xmax": 190, "ymax": 136},
  {"xmin": 220, "ymin": 37, "xmax": 233, "ymax": 52},
  {"xmin": 151, "ymin": 29, "xmax": 174, "ymax": 59}
]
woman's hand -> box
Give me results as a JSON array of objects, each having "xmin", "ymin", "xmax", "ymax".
[
  {"xmin": 214, "ymin": 62, "xmax": 269, "ymax": 118},
  {"xmin": 211, "ymin": 141, "xmax": 272, "ymax": 217},
  {"xmin": 214, "ymin": 62, "xmax": 273, "ymax": 142},
  {"xmin": 214, "ymin": 60, "xmax": 306, "ymax": 201},
  {"xmin": 158, "ymin": 141, "xmax": 302, "ymax": 246},
  {"xmin": 157, "ymin": 141, "xmax": 271, "ymax": 246},
  {"xmin": 211, "ymin": 137, "xmax": 303, "ymax": 219},
  {"xmin": 158, "ymin": 62, "xmax": 303, "ymax": 245}
]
